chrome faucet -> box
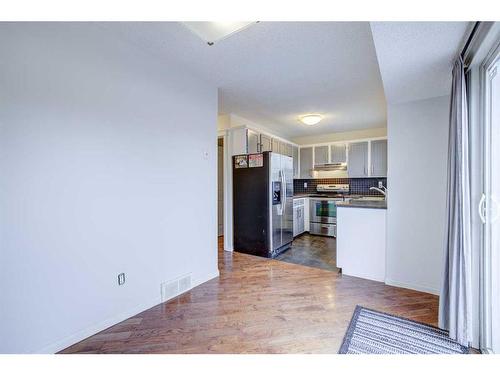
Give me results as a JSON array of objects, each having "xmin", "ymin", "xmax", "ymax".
[{"xmin": 370, "ymin": 186, "xmax": 387, "ymax": 198}]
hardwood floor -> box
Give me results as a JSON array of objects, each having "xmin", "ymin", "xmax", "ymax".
[
  {"xmin": 60, "ymin": 236, "xmax": 439, "ymax": 354},
  {"xmin": 276, "ymin": 233, "xmax": 339, "ymax": 272}
]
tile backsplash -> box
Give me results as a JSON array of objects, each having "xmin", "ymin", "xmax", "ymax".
[{"xmin": 293, "ymin": 178, "xmax": 387, "ymax": 196}]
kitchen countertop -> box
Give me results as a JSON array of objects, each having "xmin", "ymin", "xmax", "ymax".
[
  {"xmin": 336, "ymin": 200, "xmax": 387, "ymax": 210},
  {"xmin": 293, "ymin": 194, "xmax": 377, "ymax": 200},
  {"xmin": 293, "ymin": 194, "xmax": 387, "ymax": 209},
  {"xmin": 293, "ymin": 194, "xmax": 361, "ymax": 198},
  {"xmin": 293, "ymin": 194, "xmax": 313, "ymax": 199}
]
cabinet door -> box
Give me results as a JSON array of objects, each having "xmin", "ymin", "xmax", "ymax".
[
  {"xmin": 370, "ymin": 139, "xmax": 387, "ymax": 177},
  {"xmin": 314, "ymin": 145, "xmax": 329, "ymax": 165},
  {"xmin": 292, "ymin": 145, "xmax": 299, "ymax": 178},
  {"xmin": 298, "ymin": 206, "xmax": 305, "ymax": 234},
  {"xmin": 247, "ymin": 129, "xmax": 260, "ymax": 153},
  {"xmin": 299, "ymin": 147, "xmax": 313, "ymax": 178},
  {"xmin": 280, "ymin": 142, "xmax": 290, "ymax": 156},
  {"xmin": 260, "ymin": 134, "xmax": 272, "ymax": 152},
  {"xmin": 330, "ymin": 144, "xmax": 347, "ymax": 163},
  {"xmin": 293, "ymin": 206, "xmax": 298, "ymax": 237},
  {"xmin": 348, "ymin": 141, "xmax": 368, "ymax": 177},
  {"xmin": 272, "ymin": 138, "xmax": 281, "ymax": 154}
]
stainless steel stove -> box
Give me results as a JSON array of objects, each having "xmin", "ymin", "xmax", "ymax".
[{"xmin": 309, "ymin": 184, "xmax": 349, "ymax": 237}]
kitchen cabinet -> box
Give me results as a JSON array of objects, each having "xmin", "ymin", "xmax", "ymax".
[
  {"xmin": 292, "ymin": 145, "xmax": 299, "ymax": 178},
  {"xmin": 330, "ymin": 143, "xmax": 347, "ymax": 163},
  {"xmin": 247, "ymin": 129, "xmax": 260, "ymax": 153},
  {"xmin": 228, "ymin": 128, "xmax": 298, "ymax": 174},
  {"xmin": 314, "ymin": 145, "xmax": 329, "ymax": 165},
  {"xmin": 348, "ymin": 141, "xmax": 369, "ymax": 177},
  {"xmin": 281, "ymin": 142, "xmax": 291, "ymax": 157},
  {"xmin": 293, "ymin": 198, "xmax": 306, "ymax": 237},
  {"xmin": 299, "ymin": 147, "xmax": 313, "ymax": 178},
  {"xmin": 260, "ymin": 133, "xmax": 272, "ymax": 152},
  {"xmin": 370, "ymin": 139, "xmax": 387, "ymax": 177},
  {"xmin": 337, "ymin": 206, "xmax": 386, "ymax": 282},
  {"xmin": 297, "ymin": 205, "xmax": 305, "ymax": 234},
  {"xmin": 271, "ymin": 138, "xmax": 281, "ymax": 153}
]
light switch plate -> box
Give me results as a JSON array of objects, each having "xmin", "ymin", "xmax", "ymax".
[{"xmin": 118, "ymin": 273, "xmax": 125, "ymax": 285}]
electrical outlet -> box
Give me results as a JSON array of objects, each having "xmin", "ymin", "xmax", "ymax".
[
  {"xmin": 304, "ymin": 182, "xmax": 308, "ymax": 188},
  {"xmin": 118, "ymin": 273, "xmax": 125, "ymax": 285},
  {"xmin": 378, "ymin": 181, "xmax": 383, "ymax": 188}
]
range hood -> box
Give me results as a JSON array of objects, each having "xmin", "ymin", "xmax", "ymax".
[{"xmin": 313, "ymin": 162, "xmax": 347, "ymax": 171}]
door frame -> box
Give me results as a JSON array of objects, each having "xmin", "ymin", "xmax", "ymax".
[{"xmin": 479, "ymin": 41, "xmax": 500, "ymax": 354}]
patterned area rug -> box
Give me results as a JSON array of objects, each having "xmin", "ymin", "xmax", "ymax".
[{"xmin": 339, "ymin": 305, "xmax": 469, "ymax": 354}]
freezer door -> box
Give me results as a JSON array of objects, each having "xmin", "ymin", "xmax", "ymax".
[
  {"xmin": 281, "ymin": 154, "xmax": 294, "ymax": 246},
  {"xmin": 269, "ymin": 152, "xmax": 283, "ymax": 253},
  {"xmin": 233, "ymin": 153, "xmax": 270, "ymax": 257}
]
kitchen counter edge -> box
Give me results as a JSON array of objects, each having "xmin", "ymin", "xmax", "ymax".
[{"xmin": 336, "ymin": 201, "xmax": 387, "ymax": 210}]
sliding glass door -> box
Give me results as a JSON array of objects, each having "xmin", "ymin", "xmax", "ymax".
[{"xmin": 480, "ymin": 44, "xmax": 500, "ymax": 354}]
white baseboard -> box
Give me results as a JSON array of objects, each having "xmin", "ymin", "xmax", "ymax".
[
  {"xmin": 36, "ymin": 270, "xmax": 220, "ymax": 354},
  {"xmin": 385, "ymin": 278, "xmax": 440, "ymax": 296},
  {"xmin": 192, "ymin": 270, "xmax": 220, "ymax": 288}
]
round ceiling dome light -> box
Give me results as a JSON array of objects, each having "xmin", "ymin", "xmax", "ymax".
[{"xmin": 299, "ymin": 114, "xmax": 323, "ymax": 126}]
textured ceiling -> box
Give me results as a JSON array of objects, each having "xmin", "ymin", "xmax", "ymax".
[
  {"xmin": 370, "ymin": 22, "xmax": 471, "ymax": 104},
  {"xmin": 100, "ymin": 22, "xmax": 387, "ymax": 138}
]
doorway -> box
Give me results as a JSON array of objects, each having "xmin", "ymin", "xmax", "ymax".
[{"xmin": 217, "ymin": 137, "xmax": 224, "ymax": 237}]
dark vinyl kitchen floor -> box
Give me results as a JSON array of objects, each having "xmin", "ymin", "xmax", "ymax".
[{"xmin": 276, "ymin": 233, "xmax": 339, "ymax": 272}]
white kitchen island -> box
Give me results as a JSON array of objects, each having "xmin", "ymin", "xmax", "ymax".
[{"xmin": 336, "ymin": 201, "xmax": 387, "ymax": 282}]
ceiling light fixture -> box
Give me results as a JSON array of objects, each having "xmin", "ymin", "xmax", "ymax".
[
  {"xmin": 299, "ymin": 114, "xmax": 323, "ymax": 126},
  {"xmin": 182, "ymin": 22, "xmax": 258, "ymax": 45}
]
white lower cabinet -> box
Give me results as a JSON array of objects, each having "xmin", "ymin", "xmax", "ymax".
[
  {"xmin": 336, "ymin": 206, "xmax": 386, "ymax": 282},
  {"xmin": 293, "ymin": 198, "xmax": 306, "ymax": 237}
]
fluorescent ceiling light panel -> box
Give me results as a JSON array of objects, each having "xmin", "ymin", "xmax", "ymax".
[{"xmin": 182, "ymin": 22, "xmax": 256, "ymax": 45}]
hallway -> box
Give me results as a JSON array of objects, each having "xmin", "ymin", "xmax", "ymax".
[{"xmin": 60, "ymin": 237, "xmax": 439, "ymax": 353}]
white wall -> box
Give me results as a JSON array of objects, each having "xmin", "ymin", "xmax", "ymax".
[
  {"xmin": 0, "ymin": 23, "xmax": 218, "ymax": 353},
  {"xmin": 386, "ymin": 95, "xmax": 449, "ymax": 295}
]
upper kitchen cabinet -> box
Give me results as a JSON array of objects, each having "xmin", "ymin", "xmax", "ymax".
[
  {"xmin": 292, "ymin": 145, "xmax": 299, "ymax": 178},
  {"xmin": 300, "ymin": 147, "xmax": 313, "ymax": 178},
  {"xmin": 260, "ymin": 133, "xmax": 272, "ymax": 152},
  {"xmin": 280, "ymin": 142, "xmax": 290, "ymax": 157},
  {"xmin": 330, "ymin": 143, "xmax": 347, "ymax": 163},
  {"xmin": 226, "ymin": 127, "xmax": 298, "ymax": 173},
  {"xmin": 348, "ymin": 141, "xmax": 369, "ymax": 177},
  {"xmin": 314, "ymin": 145, "xmax": 329, "ymax": 166},
  {"xmin": 271, "ymin": 138, "xmax": 281, "ymax": 153},
  {"xmin": 247, "ymin": 129, "xmax": 260, "ymax": 153},
  {"xmin": 370, "ymin": 139, "xmax": 387, "ymax": 177},
  {"xmin": 285, "ymin": 143, "xmax": 294, "ymax": 158}
]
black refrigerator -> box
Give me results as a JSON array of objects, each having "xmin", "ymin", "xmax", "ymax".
[{"xmin": 232, "ymin": 151, "xmax": 293, "ymax": 258}]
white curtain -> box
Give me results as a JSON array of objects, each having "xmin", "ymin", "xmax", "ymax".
[{"xmin": 439, "ymin": 56, "xmax": 473, "ymax": 346}]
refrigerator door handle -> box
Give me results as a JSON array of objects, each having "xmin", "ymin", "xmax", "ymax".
[{"xmin": 479, "ymin": 193, "xmax": 486, "ymax": 224}]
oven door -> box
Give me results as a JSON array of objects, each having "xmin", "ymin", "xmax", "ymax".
[{"xmin": 310, "ymin": 199, "xmax": 338, "ymax": 224}]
